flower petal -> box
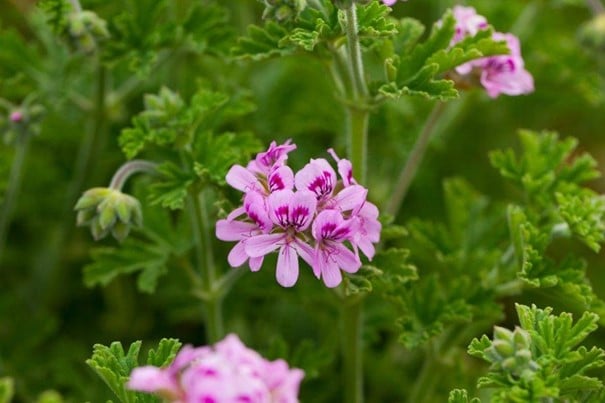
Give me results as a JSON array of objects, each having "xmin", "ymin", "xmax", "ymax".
[
  {"xmin": 332, "ymin": 242, "xmax": 361, "ymax": 273},
  {"xmin": 245, "ymin": 233, "xmax": 284, "ymax": 257},
  {"xmin": 268, "ymin": 165, "xmax": 295, "ymax": 192},
  {"xmin": 226, "ymin": 165, "xmax": 259, "ymax": 192},
  {"xmin": 276, "ymin": 245, "xmax": 299, "ymax": 287},
  {"xmin": 216, "ymin": 219, "xmax": 257, "ymax": 241},
  {"xmin": 294, "ymin": 158, "xmax": 336, "ymax": 199},
  {"xmin": 249, "ymin": 256, "xmax": 264, "ymax": 272},
  {"xmin": 228, "ymin": 241, "xmax": 248, "ymax": 267},
  {"xmin": 334, "ymin": 185, "xmax": 367, "ymax": 212}
]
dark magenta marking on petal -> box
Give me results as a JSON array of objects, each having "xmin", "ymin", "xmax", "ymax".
[{"xmin": 291, "ymin": 206, "xmax": 310, "ymax": 229}]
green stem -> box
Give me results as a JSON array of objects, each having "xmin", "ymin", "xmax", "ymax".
[
  {"xmin": 344, "ymin": 4, "xmax": 369, "ymax": 100},
  {"xmin": 189, "ymin": 189, "xmax": 224, "ymax": 343},
  {"xmin": 342, "ymin": 297, "xmax": 363, "ymax": 403},
  {"xmin": 386, "ymin": 102, "xmax": 446, "ymax": 217},
  {"xmin": 407, "ymin": 351, "xmax": 439, "ymax": 403},
  {"xmin": 108, "ymin": 160, "xmax": 157, "ymax": 190},
  {"xmin": 0, "ymin": 137, "xmax": 30, "ymax": 266},
  {"xmin": 340, "ymin": 5, "xmax": 370, "ymax": 403}
]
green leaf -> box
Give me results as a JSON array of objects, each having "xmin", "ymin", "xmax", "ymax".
[
  {"xmin": 556, "ymin": 191, "xmax": 605, "ymax": 252},
  {"xmin": 448, "ymin": 389, "xmax": 482, "ymax": 403},
  {"xmin": 83, "ymin": 202, "xmax": 192, "ymax": 293},
  {"xmin": 148, "ymin": 162, "xmax": 195, "ymax": 210},
  {"xmin": 119, "ymin": 86, "xmax": 251, "ymax": 160},
  {"xmin": 396, "ymin": 275, "xmax": 473, "ymax": 349},
  {"xmin": 193, "ymin": 131, "xmax": 262, "ymax": 186},
  {"xmin": 38, "ymin": 0, "xmax": 72, "ymax": 35},
  {"xmin": 86, "ymin": 339, "xmax": 181, "ymax": 403}
]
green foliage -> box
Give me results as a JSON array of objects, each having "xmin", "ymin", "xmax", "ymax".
[
  {"xmin": 463, "ymin": 304, "xmax": 605, "ymax": 402},
  {"xmin": 38, "ymin": 0, "xmax": 72, "ymax": 35},
  {"xmin": 448, "ymin": 389, "xmax": 481, "ymax": 403},
  {"xmin": 396, "ymin": 178, "xmax": 505, "ymax": 348},
  {"xmin": 492, "ymin": 131, "xmax": 605, "ymax": 311},
  {"xmin": 234, "ymin": 1, "xmax": 395, "ymax": 59},
  {"xmin": 86, "ymin": 338, "xmax": 181, "ymax": 403},
  {"xmin": 379, "ymin": 10, "xmax": 510, "ymax": 100},
  {"xmin": 83, "ymin": 201, "xmax": 192, "ymax": 293}
]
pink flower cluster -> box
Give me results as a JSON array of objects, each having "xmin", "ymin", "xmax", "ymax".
[
  {"xmin": 452, "ymin": 6, "xmax": 534, "ymax": 98},
  {"xmin": 216, "ymin": 140, "xmax": 381, "ymax": 288},
  {"xmin": 128, "ymin": 334, "xmax": 304, "ymax": 403}
]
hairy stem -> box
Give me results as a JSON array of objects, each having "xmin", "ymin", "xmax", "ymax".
[
  {"xmin": 0, "ymin": 137, "xmax": 30, "ymax": 266},
  {"xmin": 386, "ymin": 102, "xmax": 446, "ymax": 217},
  {"xmin": 341, "ymin": 4, "xmax": 369, "ymax": 403},
  {"xmin": 68, "ymin": 0, "xmax": 82, "ymax": 12},
  {"xmin": 189, "ymin": 189, "xmax": 224, "ymax": 343}
]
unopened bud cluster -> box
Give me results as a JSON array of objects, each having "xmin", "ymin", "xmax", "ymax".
[
  {"xmin": 68, "ymin": 10, "xmax": 109, "ymax": 53},
  {"xmin": 485, "ymin": 326, "xmax": 537, "ymax": 377},
  {"xmin": 262, "ymin": 0, "xmax": 307, "ymax": 23},
  {"xmin": 75, "ymin": 187, "xmax": 142, "ymax": 241}
]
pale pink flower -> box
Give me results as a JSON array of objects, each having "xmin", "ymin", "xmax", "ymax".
[
  {"xmin": 218, "ymin": 142, "xmax": 381, "ymax": 288},
  {"xmin": 479, "ymin": 33, "xmax": 534, "ymax": 98},
  {"xmin": 245, "ymin": 190, "xmax": 317, "ymax": 287},
  {"xmin": 128, "ymin": 334, "xmax": 304, "ymax": 403},
  {"xmin": 312, "ymin": 210, "xmax": 361, "ymax": 287},
  {"xmin": 450, "ymin": 6, "xmax": 534, "ymax": 98}
]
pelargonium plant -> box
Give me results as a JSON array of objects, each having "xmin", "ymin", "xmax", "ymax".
[
  {"xmin": 4, "ymin": 0, "xmax": 605, "ymax": 402},
  {"xmin": 216, "ymin": 141, "xmax": 380, "ymax": 288}
]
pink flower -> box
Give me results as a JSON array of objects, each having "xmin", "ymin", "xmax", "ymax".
[
  {"xmin": 128, "ymin": 334, "xmax": 304, "ymax": 403},
  {"xmin": 312, "ymin": 210, "xmax": 361, "ymax": 287},
  {"xmin": 245, "ymin": 190, "xmax": 317, "ymax": 287},
  {"xmin": 217, "ymin": 142, "xmax": 381, "ymax": 288},
  {"xmin": 479, "ymin": 33, "xmax": 534, "ymax": 98},
  {"xmin": 449, "ymin": 6, "xmax": 534, "ymax": 98}
]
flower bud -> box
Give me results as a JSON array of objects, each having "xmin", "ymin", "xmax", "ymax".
[
  {"xmin": 68, "ymin": 10, "xmax": 109, "ymax": 53},
  {"xmin": 262, "ymin": 0, "xmax": 307, "ymax": 23},
  {"xmin": 75, "ymin": 187, "xmax": 142, "ymax": 241}
]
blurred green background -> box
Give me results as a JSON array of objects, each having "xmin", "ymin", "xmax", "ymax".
[{"xmin": 1, "ymin": 0, "xmax": 605, "ymax": 401}]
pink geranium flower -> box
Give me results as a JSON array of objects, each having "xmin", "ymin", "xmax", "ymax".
[
  {"xmin": 128, "ymin": 334, "xmax": 304, "ymax": 403},
  {"xmin": 245, "ymin": 189, "xmax": 317, "ymax": 287},
  {"xmin": 217, "ymin": 141, "xmax": 381, "ymax": 288},
  {"xmin": 449, "ymin": 6, "xmax": 534, "ymax": 98}
]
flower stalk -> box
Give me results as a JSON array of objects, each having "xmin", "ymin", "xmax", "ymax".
[
  {"xmin": 341, "ymin": 4, "xmax": 369, "ymax": 403},
  {"xmin": 190, "ymin": 188, "xmax": 224, "ymax": 343},
  {"xmin": 386, "ymin": 102, "xmax": 446, "ymax": 217}
]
